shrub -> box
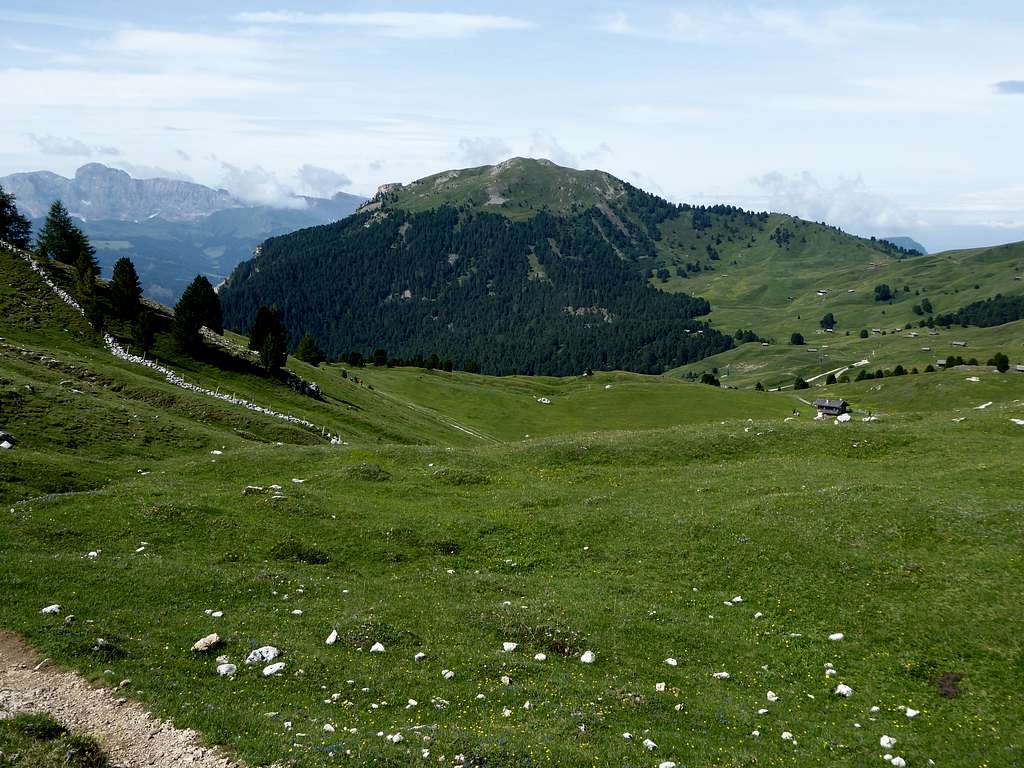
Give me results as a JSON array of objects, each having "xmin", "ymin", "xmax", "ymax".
[
  {"xmin": 790, "ymin": 332, "xmax": 805, "ymax": 346},
  {"xmin": 270, "ymin": 537, "xmax": 330, "ymax": 565},
  {"xmin": 793, "ymin": 377, "xmax": 809, "ymax": 390},
  {"xmin": 859, "ymin": 329, "xmax": 869, "ymax": 338}
]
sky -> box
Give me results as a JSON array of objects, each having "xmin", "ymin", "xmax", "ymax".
[{"xmin": 1, "ymin": 1, "xmax": 1023, "ymax": 252}]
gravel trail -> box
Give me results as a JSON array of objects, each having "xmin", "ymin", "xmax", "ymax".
[{"xmin": 0, "ymin": 631, "xmax": 247, "ymax": 768}]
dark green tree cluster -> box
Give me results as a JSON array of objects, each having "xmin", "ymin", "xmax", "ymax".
[
  {"xmin": 0, "ymin": 183, "xmax": 32, "ymax": 248},
  {"xmin": 110, "ymin": 257, "xmax": 143, "ymax": 318},
  {"xmin": 874, "ymin": 284, "xmax": 893, "ymax": 302},
  {"xmin": 220, "ymin": 205, "xmax": 735, "ymax": 376},
  {"xmin": 790, "ymin": 332, "xmax": 805, "ymax": 345},
  {"xmin": 935, "ymin": 294, "xmax": 1024, "ymax": 328},
  {"xmin": 173, "ymin": 275, "xmax": 222, "ymax": 352},
  {"xmin": 988, "ymin": 352, "xmax": 1010, "ymax": 373},
  {"xmin": 912, "ymin": 298, "xmax": 933, "ymax": 316},
  {"xmin": 820, "ymin": 312, "xmax": 836, "ymax": 330}
]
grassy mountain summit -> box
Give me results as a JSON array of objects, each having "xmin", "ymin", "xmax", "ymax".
[{"xmin": 370, "ymin": 157, "xmax": 627, "ymax": 220}]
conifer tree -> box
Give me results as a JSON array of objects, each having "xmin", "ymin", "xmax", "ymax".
[
  {"xmin": 36, "ymin": 200, "xmax": 84, "ymax": 265},
  {"xmin": 174, "ymin": 275, "xmax": 221, "ymax": 352},
  {"xmin": 0, "ymin": 184, "xmax": 32, "ymax": 248},
  {"xmin": 294, "ymin": 331, "xmax": 325, "ymax": 366},
  {"xmin": 110, "ymin": 257, "xmax": 143, "ymax": 318}
]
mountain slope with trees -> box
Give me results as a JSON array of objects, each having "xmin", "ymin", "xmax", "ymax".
[{"xmin": 220, "ymin": 158, "xmax": 924, "ymax": 375}]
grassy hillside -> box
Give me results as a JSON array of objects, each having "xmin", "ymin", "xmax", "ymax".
[
  {"xmin": 2, "ymin": 392, "xmax": 1022, "ymax": 767},
  {"xmin": 4, "ymin": 242, "xmax": 1024, "ymax": 767}
]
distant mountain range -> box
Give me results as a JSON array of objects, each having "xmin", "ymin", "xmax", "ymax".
[{"xmin": 0, "ymin": 164, "xmax": 365, "ymax": 302}]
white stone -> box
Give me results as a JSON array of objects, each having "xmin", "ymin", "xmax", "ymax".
[
  {"xmin": 751, "ymin": 730, "xmax": 760, "ymax": 737},
  {"xmin": 500, "ymin": 675, "xmax": 511, "ymax": 685},
  {"xmin": 534, "ymin": 653, "xmax": 547, "ymax": 661},
  {"xmin": 905, "ymin": 708, "xmax": 919, "ymax": 718},
  {"xmin": 87, "ymin": 551, "xmax": 99, "ymax": 559},
  {"xmin": 731, "ymin": 596, "xmax": 743, "ymax": 603},
  {"xmin": 191, "ymin": 633, "xmax": 220, "ymax": 652},
  {"xmin": 263, "ymin": 662, "xmax": 285, "ymax": 676},
  {"xmin": 829, "ymin": 632, "xmax": 844, "ymax": 641},
  {"xmin": 767, "ymin": 690, "xmax": 779, "ymax": 702},
  {"xmin": 40, "ymin": 604, "xmax": 61, "ymax": 615},
  {"xmin": 871, "ymin": 706, "xmax": 881, "ymax": 713},
  {"xmin": 659, "ymin": 762, "xmax": 677, "ymax": 768},
  {"xmin": 323, "ymin": 724, "xmax": 335, "ymax": 733},
  {"xmin": 622, "ymin": 732, "xmax": 632, "ymax": 740},
  {"xmin": 369, "ymin": 642, "xmax": 385, "ymax": 653},
  {"xmin": 407, "ymin": 699, "xmax": 417, "ymax": 708},
  {"xmin": 665, "ymin": 657, "xmax": 678, "ymax": 666},
  {"xmin": 389, "ymin": 733, "xmax": 404, "ymax": 744},
  {"xmin": 753, "ymin": 612, "xmax": 764, "ymax": 619},
  {"xmin": 291, "ymin": 609, "xmax": 303, "ymax": 616},
  {"xmin": 245, "ymin": 646, "xmax": 280, "ymax": 665},
  {"xmin": 642, "ymin": 738, "xmax": 657, "ymax": 751},
  {"xmin": 502, "ymin": 707, "xmax": 512, "ymax": 717},
  {"xmin": 580, "ymin": 650, "xmax": 595, "ymax": 664},
  {"xmin": 891, "ymin": 758, "xmax": 906, "ymax": 768},
  {"xmin": 834, "ymin": 683, "xmax": 853, "ymax": 697},
  {"xmin": 414, "ymin": 652, "xmax": 426, "ymax": 661},
  {"xmin": 757, "ymin": 708, "xmax": 769, "ymax": 715},
  {"xmin": 656, "ymin": 682, "xmax": 666, "ymax": 692},
  {"xmin": 880, "ymin": 735, "xmax": 897, "ymax": 748},
  {"xmin": 326, "ymin": 629, "xmax": 338, "ymax": 645},
  {"xmin": 712, "ymin": 671, "xmax": 730, "ymax": 679},
  {"xmin": 442, "ymin": 669, "xmax": 455, "ymax": 679},
  {"xmin": 211, "ymin": 611, "xmax": 223, "ymax": 618},
  {"xmin": 502, "ymin": 642, "xmax": 518, "ymax": 652},
  {"xmin": 523, "ymin": 701, "xmax": 532, "ymax": 710},
  {"xmin": 781, "ymin": 731, "xmax": 794, "ymax": 741},
  {"xmin": 826, "ymin": 668, "xmax": 837, "ymax": 677},
  {"xmin": 216, "ymin": 663, "xmax": 236, "ymax": 677}
]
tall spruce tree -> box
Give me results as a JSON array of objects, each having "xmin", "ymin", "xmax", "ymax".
[
  {"xmin": 248, "ymin": 306, "xmax": 288, "ymax": 371},
  {"xmin": 0, "ymin": 184, "xmax": 32, "ymax": 248},
  {"xmin": 174, "ymin": 275, "xmax": 222, "ymax": 352},
  {"xmin": 294, "ymin": 331, "xmax": 325, "ymax": 366},
  {"xmin": 110, "ymin": 257, "xmax": 143, "ymax": 318},
  {"xmin": 36, "ymin": 200, "xmax": 84, "ymax": 265}
]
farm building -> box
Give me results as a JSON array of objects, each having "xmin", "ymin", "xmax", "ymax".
[
  {"xmin": 814, "ymin": 398, "xmax": 849, "ymax": 417},
  {"xmin": 1015, "ymin": 364, "xmax": 1024, "ymax": 373},
  {"xmin": 936, "ymin": 359, "xmax": 947, "ymax": 368},
  {"xmin": 952, "ymin": 341, "xmax": 968, "ymax": 348}
]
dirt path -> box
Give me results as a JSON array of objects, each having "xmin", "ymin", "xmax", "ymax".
[{"xmin": 0, "ymin": 631, "xmax": 246, "ymax": 768}]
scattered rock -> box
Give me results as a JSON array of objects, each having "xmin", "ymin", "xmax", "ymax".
[
  {"xmin": 712, "ymin": 671, "xmax": 730, "ymax": 679},
  {"xmin": 665, "ymin": 657, "xmax": 678, "ymax": 666},
  {"xmin": 442, "ymin": 669, "xmax": 455, "ymax": 680},
  {"xmin": 580, "ymin": 650, "xmax": 595, "ymax": 664},
  {"xmin": 835, "ymin": 683, "xmax": 853, "ymax": 697},
  {"xmin": 370, "ymin": 642, "xmax": 386, "ymax": 653},
  {"xmin": 40, "ymin": 604, "xmax": 61, "ymax": 615},
  {"xmin": 414, "ymin": 651, "xmax": 426, "ymax": 661},
  {"xmin": 880, "ymin": 735, "xmax": 896, "ymax": 748},
  {"xmin": 905, "ymin": 707, "xmax": 920, "ymax": 718},
  {"xmin": 191, "ymin": 633, "xmax": 220, "ymax": 653},
  {"xmin": 767, "ymin": 690, "xmax": 779, "ymax": 702},
  {"xmin": 829, "ymin": 632, "xmax": 845, "ymax": 641},
  {"xmin": 534, "ymin": 653, "xmax": 547, "ymax": 662},
  {"xmin": 326, "ymin": 629, "xmax": 338, "ymax": 645},
  {"xmin": 245, "ymin": 646, "xmax": 280, "ymax": 665},
  {"xmin": 216, "ymin": 663, "xmax": 236, "ymax": 677},
  {"xmin": 642, "ymin": 737, "xmax": 657, "ymax": 751},
  {"xmin": 262, "ymin": 662, "xmax": 285, "ymax": 676},
  {"xmin": 502, "ymin": 642, "xmax": 518, "ymax": 652}
]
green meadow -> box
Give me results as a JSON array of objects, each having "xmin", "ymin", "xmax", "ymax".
[{"xmin": 2, "ymin": 244, "xmax": 1024, "ymax": 767}]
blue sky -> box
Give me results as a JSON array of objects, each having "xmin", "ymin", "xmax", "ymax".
[{"xmin": 2, "ymin": 1, "xmax": 1023, "ymax": 251}]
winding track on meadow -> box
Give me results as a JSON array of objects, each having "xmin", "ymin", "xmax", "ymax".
[{"xmin": 0, "ymin": 632, "xmax": 249, "ymax": 768}]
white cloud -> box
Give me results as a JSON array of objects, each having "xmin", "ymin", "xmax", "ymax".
[
  {"xmin": 219, "ymin": 162, "xmax": 305, "ymax": 208},
  {"xmin": 752, "ymin": 171, "xmax": 917, "ymax": 233},
  {"xmin": 234, "ymin": 11, "xmax": 533, "ymax": 40},
  {"xmin": 295, "ymin": 164, "xmax": 352, "ymax": 197},
  {"xmin": 603, "ymin": 6, "xmax": 917, "ymax": 46},
  {"xmin": 114, "ymin": 162, "xmax": 193, "ymax": 181},
  {"xmin": 28, "ymin": 133, "xmax": 93, "ymax": 156},
  {"xmin": 458, "ymin": 137, "xmax": 512, "ymax": 166}
]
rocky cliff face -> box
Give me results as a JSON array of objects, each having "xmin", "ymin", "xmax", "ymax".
[{"xmin": 1, "ymin": 163, "xmax": 242, "ymax": 221}]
